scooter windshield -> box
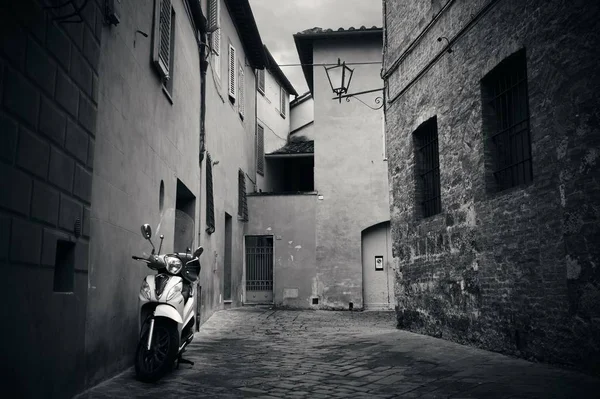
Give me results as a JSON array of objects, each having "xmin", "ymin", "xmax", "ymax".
[{"xmin": 154, "ymin": 208, "xmax": 195, "ymax": 254}]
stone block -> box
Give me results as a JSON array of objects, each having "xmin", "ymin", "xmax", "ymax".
[
  {"xmin": 0, "ymin": 112, "xmax": 18, "ymax": 163},
  {"xmin": 83, "ymin": 207, "xmax": 90, "ymax": 237},
  {"xmin": 59, "ymin": 194, "xmax": 83, "ymax": 233},
  {"xmin": 0, "ymin": 16, "xmax": 26, "ymax": 68},
  {"xmin": 26, "ymin": 37, "xmax": 56, "ymax": 96},
  {"xmin": 87, "ymin": 138, "xmax": 95, "ymax": 169},
  {"xmin": 55, "ymin": 71, "xmax": 79, "ymax": 118},
  {"xmin": 0, "ymin": 162, "xmax": 32, "ymax": 215},
  {"xmin": 10, "ymin": 218, "xmax": 42, "ymax": 264},
  {"xmin": 41, "ymin": 228, "xmax": 69, "ymax": 267},
  {"xmin": 74, "ymin": 164, "xmax": 92, "ymax": 204},
  {"xmin": 70, "ymin": 48, "xmax": 92, "ymax": 96},
  {"xmin": 32, "ymin": 180, "xmax": 60, "ymax": 225},
  {"xmin": 39, "ymin": 98, "xmax": 67, "ymax": 146},
  {"xmin": 78, "ymin": 93, "xmax": 97, "ymax": 135},
  {"xmin": 49, "ymin": 146, "xmax": 74, "ymax": 192},
  {"xmin": 83, "ymin": 26, "xmax": 100, "ymax": 73},
  {"xmin": 16, "ymin": 128, "xmax": 50, "ymax": 179},
  {"xmin": 0, "ymin": 215, "xmax": 9, "ymax": 260},
  {"xmin": 47, "ymin": 22, "xmax": 71, "ymax": 72},
  {"xmin": 65, "ymin": 119, "xmax": 88, "ymax": 163},
  {"xmin": 3, "ymin": 68, "xmax": 40, "ymax": 127}
]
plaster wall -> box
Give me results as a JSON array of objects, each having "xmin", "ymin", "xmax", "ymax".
[
  {"xmin": 384, "ymin": 0, "xmax": 600, "ymax": 374},
  {"xmin": 257, "ymin": 69, "xmax": 290, "ymax": 191},
  {"xmin": 246, "ymin": 194, "xmax": 317, "ymax": 307},
  {"xmin": 86, "ymin": 0, "xmax": 201, "ymax": 389},
  {"xmin": 0, "ymin": 1, "xmax": 100, "ymax": 396},
  {"xmin": 200, "ymin": 0, "xmax": 257, "ymax": 318},
  {"xmin": 312, "ymin": 37, "xmax": 389, "ymax": 308},
  {"xmin": 290, "ymin": 95, "xmax": 314, "ymax": 140}
]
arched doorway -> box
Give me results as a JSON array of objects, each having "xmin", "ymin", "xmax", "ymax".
[{"xmin": 361, "ymin": 221, "xmax": 394, "ymax": 310}]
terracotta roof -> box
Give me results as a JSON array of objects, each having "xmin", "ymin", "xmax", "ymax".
[
  {"xmin": 294, "ymin": 26, "xmax": 383, "ymax": 94},
  {"xmin": 268, "ymin": 140, "xmax": 314, "ymax": 155}
]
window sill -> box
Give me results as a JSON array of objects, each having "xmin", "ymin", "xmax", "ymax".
[
  {"xmin": 279, "ymin": 113, "xmax": 286, "ymax": 119},
  {"xmin": 162, "ymin": 85, "xmax": 174, "ymax": 105}
]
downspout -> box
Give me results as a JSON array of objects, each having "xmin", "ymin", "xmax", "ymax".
[{"xmin": 199, "ymin": 38, "xmax": 208, "ymax": 164}]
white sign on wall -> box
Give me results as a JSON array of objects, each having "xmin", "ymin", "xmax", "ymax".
[{"xmin": 375, "ymin": 255, "xmax": 384, "ymax": 271}]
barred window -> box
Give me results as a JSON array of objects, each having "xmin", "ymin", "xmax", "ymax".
[
  {"xmin": 481, "ymin": 49, "xmax": 532, "ymax": 192},
  {"xmin": 205, "ymin": 153, "xmax": 215, "ymax": 234},
  {"xmin": 238, "ymin": 170, "xmax": 248, "ymax": 221},
  {"xmin": 414, "ymin": 116, "xmax": 441, "ymax": 218},
  {"xmin": 256, "ymin": 124, "xmax": 264, "ymax": 175}
]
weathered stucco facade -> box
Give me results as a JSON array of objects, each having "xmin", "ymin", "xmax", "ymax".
[{"xmin": 383, "ymin": 0, "xmax": 600, "ymax": 373}]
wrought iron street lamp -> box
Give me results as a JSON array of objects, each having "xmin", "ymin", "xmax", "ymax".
[{"xmin": 325, "ymin": 58, "xmax": 354, "ymax": 103}]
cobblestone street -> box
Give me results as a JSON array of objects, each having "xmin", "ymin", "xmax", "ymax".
[{"xmin": 77, "ymin": 308, "xmax": 600, "ymax": 398}]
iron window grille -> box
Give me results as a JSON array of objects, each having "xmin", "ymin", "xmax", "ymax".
[
  {"xmin": 238, "ymin": 169, "xmax": 248, "ymax": 221},
  {"xmin": 481, "ymin": 49, "xmax": 532, "ymax": 192},
  {"xmin": 414, "ymin": 116, "xmax": 442, "ymax": 218},
  {"xmin": 205, "ymin": 153, "xmax": 215, "ymax": 233},
  {"xmin": 256, "ymin": 124, "xmax": 264, "ymax": 175}
]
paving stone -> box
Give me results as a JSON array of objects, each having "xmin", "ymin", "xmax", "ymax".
[{"xmin": 76, "ymin": 309, "xmax": 600, "ymax": 399}]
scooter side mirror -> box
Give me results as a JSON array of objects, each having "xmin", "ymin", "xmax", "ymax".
[
  {"xmin": 141, "ymin": 224, "xmax": 152, "ymax": 239},
  {"xmin": 193, "ymin": 246, "xmax": 204, "ymax": 258}
]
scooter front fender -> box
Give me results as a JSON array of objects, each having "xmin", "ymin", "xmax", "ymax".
[{"xmin": 154, "ymin": 304, "xmax": 183, "ymax": 324}]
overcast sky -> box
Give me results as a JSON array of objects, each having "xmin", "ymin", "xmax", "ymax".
[{"xmin": 249, "ymin": 0, "xmax": 382, "ymax": 96}]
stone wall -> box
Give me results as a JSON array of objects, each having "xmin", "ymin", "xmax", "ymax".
[
  {"xmin": 0, "ymin": 0, "xmax": 101, "ymax": 396},
  {"xmin": 383, "ymin": 0, "xmax": 600, "ymax": 373}
]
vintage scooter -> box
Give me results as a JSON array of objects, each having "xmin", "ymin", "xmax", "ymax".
[{"xmin": 131, "ymin": 209, "xmax": 202, "ymax": 382}]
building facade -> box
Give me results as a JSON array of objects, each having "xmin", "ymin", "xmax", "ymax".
[{"xmin": 383, "ymin": 0, "xmax": 600, "ymax": 373}]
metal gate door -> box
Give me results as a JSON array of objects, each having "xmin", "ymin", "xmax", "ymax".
[{"xmin": 245, "ymin": 236, "xmax": 273, "ymax": 303}]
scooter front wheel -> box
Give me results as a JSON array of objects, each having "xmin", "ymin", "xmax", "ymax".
[{"xmin": 134, "ymin": 318, "xmax": 178, "ymax": 382}]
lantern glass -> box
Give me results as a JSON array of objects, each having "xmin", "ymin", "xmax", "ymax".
[{"xmin": 325, "ymin": 60, "xmax": 354, "ymax": 96}]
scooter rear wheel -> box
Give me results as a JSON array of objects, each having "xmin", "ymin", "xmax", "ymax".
[{"xmin": 134, "ymin": 318, "xmax": 178, "ymax": 382}]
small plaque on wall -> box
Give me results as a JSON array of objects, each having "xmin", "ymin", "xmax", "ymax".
[{"xmin": 375, "ymin": 256, "xmax": 384, "ymax": 271}]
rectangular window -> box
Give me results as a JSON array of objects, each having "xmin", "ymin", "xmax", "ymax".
[
  {"xmin": 279, "ymin": 86, "xmax": 287, "ymax": 118},
  {"xmin": 208, "ymin": 0, "xmax": 220, "ymax": 78},
  {"xmin": 238, "ymin": 62, "xmax": 245, "ymax": 119},
  {"xmin": 481, "ymin": 49, "xmax": 532, "ymax": 192},
  {"xmin": 238, "ymin": 169, "xmax": 248, "ymax": 221},
  {"xmin": 256, "ymin": 124, "xmax": 264, "ymax": 176},
  {"xmin": 414, "ymin": 116, "xmax": 442, "ymax": 218},
  {"xmin": 152, "ymin": 0, "xmax": 173, "ymax": 80},
  {"xmin": 257, "ymin": 68, "xmax": 265, "ymax": 95},
  {"xmin": 205, "ymin": 153, "xmax": 215, "ymax": 234},
  {"xmin": 228, "ymin": 44, "xmax": 237, "ymax": 101}
]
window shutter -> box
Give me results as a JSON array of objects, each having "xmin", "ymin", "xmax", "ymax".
[
  {"xmin": 238, "ymin": 63, "xmax": 245, "ymax": 118},
  {"xmin": 256, "ymin": 125, "xmax": 264, "ymax": 175},
  {"xmin": 280, "ymin": 87, "xmax": 287, "ymax": 117},
  {"xmin": 238, "ymin": 170, "xmax": 248, "ymax": 221},
  {"xmin": 257, "ymin": 69, "xmax": 265, "ymax": 94},
  {"xmin": 152, "ymin": 0, "xmax": 172, "ymax": 79},
  {"xmin": 208, "ymin": 0, "xmax": 220, "ymax": 55},
  {"xmin": 205, "ymin": 153, "xmax": 215, "ymax": 233},
  {"xmin": 228, "ymin": 45, "xmax": 236, "ymax": 99}
]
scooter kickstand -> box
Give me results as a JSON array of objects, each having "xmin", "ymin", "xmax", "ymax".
[{"xmin": 178, "ymin": 356, "xmax": 194, "ymax": 367}]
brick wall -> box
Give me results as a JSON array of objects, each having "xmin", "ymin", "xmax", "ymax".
[
  {"xmin": 383, "ymin": 0, "xmax": 600, "ymax": 374},
  {"xmin": 0, "ymin": 0, "xmax": 101, "ymax": 396}
]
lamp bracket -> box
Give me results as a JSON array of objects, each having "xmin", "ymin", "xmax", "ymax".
[{"xmin": 332, "ymin": 88, "xmax": 385, "ymax": 110}]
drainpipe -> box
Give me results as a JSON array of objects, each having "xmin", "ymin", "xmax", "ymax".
[{"xmin": 199, "ymin": 39, "xmax": 208, "ymax": 164}]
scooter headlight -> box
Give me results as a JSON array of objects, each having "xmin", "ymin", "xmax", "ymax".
[
  {"xmin": 140, "ymin": 279, "xmax": 152, "ymax": 300},
  {"xmin": 165, "ymin": 256, "xmax": 183, "ymax": 274},
  {"xmin": 166, "ymin": 283, "xmax": 182, "ymax": 301}
]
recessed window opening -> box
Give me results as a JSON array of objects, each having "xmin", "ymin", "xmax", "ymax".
[
  {"xmin": 312, "ymin": 298, "xmax": 319, "ymax": 305},
  {"xmin": 481, "ymin": 49, "xmax": 532, "ymax": 192},
  {"xmin": 413, "ymin": 116, "xmax": 442, "ymax": 218},
  {"xmin": 54, "ymin": 240, "xmax": 75, "ymax": 293},
  {"xmin": 159, "ymin": 180, "xmax": 165, "ymax": 212}
]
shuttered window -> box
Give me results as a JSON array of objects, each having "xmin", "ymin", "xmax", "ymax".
[
  {"xmin": 279, "ymin": 87, "xmax": 286, "ymax": 118},
  {"xmin": 208, "ymin": 0, "xmax": 220, "ymax": 78},
  {"xmin": 238, "ymin": 170, "xmax": 248, "ymax": 221},
  {"xmin": 205, "ymin": 153, "xmax": 215, "ymax": 234},
  {"xmin": 256, "ymin": 124, "xmax": 264, "ymax": 176},
  {"xmin": 228, "ymin": 45, "xmax": 236, "ymax": 100},
  {"xmin": 152, "ymin": 0, "xmax": 173, "ymax": 80},
  {"xmin": 257, "ymin": 69, "xmax": 265, "ymax": 95},
  {"xmin": 238, "ymin": 63, "xmax": 245, "ymax": 118}
]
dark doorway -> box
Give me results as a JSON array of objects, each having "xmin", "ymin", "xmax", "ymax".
[
  {"xmin": 224, "ymin": 213, "xmax": 233, "ymax": 301},
  {"xmin": 175, "ymin": 179, "xmax": 196, "ymax": 252}
]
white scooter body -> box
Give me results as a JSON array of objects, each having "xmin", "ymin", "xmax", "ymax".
[{"xmin": 139, "ymin": 274, "xmax": 196, "ymax": 348}]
